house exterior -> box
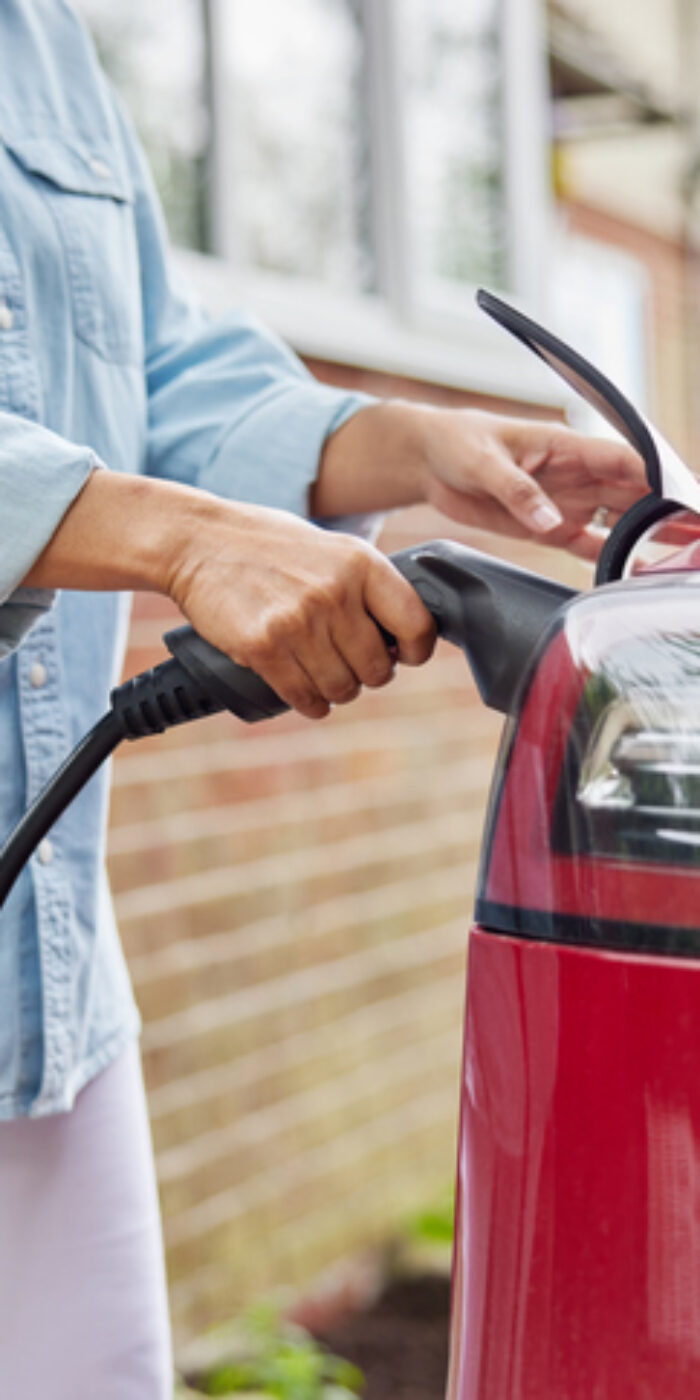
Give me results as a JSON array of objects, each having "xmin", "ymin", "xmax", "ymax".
[{"xmin": 72, "ymin": 0, "xmax": 698, "ymax": 1349}]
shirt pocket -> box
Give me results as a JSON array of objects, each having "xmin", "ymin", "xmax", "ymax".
[{"xmin": 1, "ymin": 132, "xmax": 143, "ymax": 366}]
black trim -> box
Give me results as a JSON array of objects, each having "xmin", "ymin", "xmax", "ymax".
[
  {"xmin": 595, "ymin": 496, "xmax": 680, "ymax": 584},
  {"xmin": 476, "ymin": 289, "xmax": 662, "ymax": 494},
  {"xmin": 476, "ymin": 897, "xmax": 700, "ymax": 958}
]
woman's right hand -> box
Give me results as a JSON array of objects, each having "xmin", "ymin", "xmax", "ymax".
[
  {"xmin": 21, "ymin": 469, "xmax": 435, "ymax": 719},
  {"xmin": 165, "ymin": 496, "xmax": 436, "ymax": 719}
]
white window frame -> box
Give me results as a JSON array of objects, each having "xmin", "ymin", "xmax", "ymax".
[{"xmin": 188, "ymin": 0, "xmax": 562, "ymax": 407}]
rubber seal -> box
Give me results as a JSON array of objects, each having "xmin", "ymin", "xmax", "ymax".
[{"xmin": 595, "ymin": 496, "xmax": 681, "ymax": 585}]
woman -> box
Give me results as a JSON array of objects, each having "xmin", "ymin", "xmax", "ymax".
[{"xmin": 0, "ymin": 3, "xmax": 646, "ymax": 1396}]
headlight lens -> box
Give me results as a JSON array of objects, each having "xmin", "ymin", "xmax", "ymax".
[{"xmin": 573, "ymin": 694, "xmax": 700, "ymax": 863}]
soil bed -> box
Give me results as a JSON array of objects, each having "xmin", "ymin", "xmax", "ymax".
[{"xmin": 315, "ymin": 1274, "xmax": 450, "ymax": 1400}]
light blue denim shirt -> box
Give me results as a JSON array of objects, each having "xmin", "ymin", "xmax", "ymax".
[{"xmin": 0, "ymin": 0, "xmax": 375, "ymax": 1119}]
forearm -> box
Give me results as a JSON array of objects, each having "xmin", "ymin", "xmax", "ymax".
[
  {"xmin": 20, "ymin": 468, "xmax": 210, "ymax": 595},
  {"xmin": 312, "ymin": 397, "xmax": 645, "ymax": 555},
  {"xmin": 21, "ymin": 401, "xmax": 427, "ymax": 599},
  {"xmin": 311, "ymin": 399, "xmax": 431, "ymax": 517}
]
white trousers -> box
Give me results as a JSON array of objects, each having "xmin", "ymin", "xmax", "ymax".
[{"xmin": 0, "ymin": 1039, "xmax": 173, "ymax": 1399}]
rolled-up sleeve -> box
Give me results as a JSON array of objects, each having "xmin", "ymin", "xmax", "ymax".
[
  {"xmin": 145, "ymin": 304, "xmax": 374, "ymax": 518},
  {"xmin": 0, "ymin": 414, "xmax": 99, "ymax": 657},
  {"xmin": 112, "ymin": 92, "xmax": 379, "ymax": 533}
]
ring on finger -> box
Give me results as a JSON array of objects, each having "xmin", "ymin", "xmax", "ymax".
[{"xmin": 592, "ymin": 505, "xmax": 611, "ymax": 530}]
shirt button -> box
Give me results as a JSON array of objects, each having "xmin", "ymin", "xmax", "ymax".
[
  {"xmin": 89, "ymin": 157, "xmax": 111, "ymax": 179},
  {"xmin": 0, "ymin": 300, "xmax": 13, "ymax": 331},
  {"xmin": 37, "ymin": 839, "xmax": 54, "ymax": 866},
  {"xmin": 29, "ymin": 660, "xmax": 48, "ymax": 689}
]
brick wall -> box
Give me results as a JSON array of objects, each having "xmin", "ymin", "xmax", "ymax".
[{"xmin": 107, "ymin": 373, "xmax": 585, "ymax": 1349}]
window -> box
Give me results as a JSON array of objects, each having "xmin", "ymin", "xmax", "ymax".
[
  {"xmin": 400, "ymin": 0, "xmax": 507, "ymax": 298},
  {"xmin": 73, "ymin": 0, "xmax": 555, "ymax": 398},
  {"xmin": 209, "ymin": 0, "xmax": 509, "ymax": 301},
  {"xmin": 211, "ymin": 0, "xmax": 374, "ymax": 293}
]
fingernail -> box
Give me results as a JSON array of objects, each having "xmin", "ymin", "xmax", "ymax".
[{"xmin": 530, "ymin": 501, "xmax": 564, "ymax": 532}]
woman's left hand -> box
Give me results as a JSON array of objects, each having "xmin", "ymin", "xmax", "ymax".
[
  {"xmin": 418, "ymin": 407, "xmax": 648, "ymax": 560},
  {"xmin": 315, "ymin": 401, "xmax": 649, "ymax": 561}
]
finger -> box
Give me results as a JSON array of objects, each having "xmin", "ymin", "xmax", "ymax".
[
  {"xmin": 553, "ymin": 429, "xmax": 646, "ymax": 485},
  {"xmin": 331, "ymin": 611, "xmax": 396, "ymax": 690},
  {"xmin": 471, "ymin": 448, "xmax": 564, "ymax": 537},
  {"xmin": 546, "ymin": 504, "xmax": 625, "ymax": 560},
  {"xmin": 363, "ymin": 555, "xmax": 437, "ymax": 667},
  {"xmin": 565, "ymin": 527, "xmax": 607, "ymax": 563},
  {"xmin": 253, "ymin": 646, "xmax": 331, "ymax": 720},
  {"xmin": 590, "ymin": 507, "xmax": 624, "ymax": 531},
  {"xmin": 541, "ymin": 492, "xmax": 630, "ymax": 532},
  {"xmin": 557, "ymin": 481, "xmax": 645, "ymax": 516},
  {"xmin": 295, "ymin": 620, "xmax": 362, "ymax": 706},
  {"xmin": 506, "ymin": 419, "xmax": 645, "ymax": 487}
]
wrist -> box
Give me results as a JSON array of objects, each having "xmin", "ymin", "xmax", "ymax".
[
  {"xmin": 313, "ymin": 398, "xmax": 432, "ymax": 516},
  {"xmin": 103, "ymin": 473, "xmax": 198, "ymax": 596},
  {"xmin": 81, "ymin": 472, "xmax": 213, "ymax": 597},
  {"xmin": 21, "ymin": 469, "xmax": 220, "ymax": 598}
]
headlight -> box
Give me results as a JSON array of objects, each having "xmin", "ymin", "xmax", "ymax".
[{"xmin": 569, "ymin": 693, "xmax": 700, "ymax": 865}]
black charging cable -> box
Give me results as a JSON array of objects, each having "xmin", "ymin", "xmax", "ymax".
[
  {"xmin": 0, "ymin": 643, "xmax": 244, "ymax": 905},
  {"xmin": 0, "ymin": 710, "xmax": 122, "ymax": 905},
  {"xmin": 0, "ymin": 541, "xmax": 575, "ymax": 908}
]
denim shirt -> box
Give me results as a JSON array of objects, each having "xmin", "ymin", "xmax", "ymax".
[{"xmin": 0, "ymin": 0, "xmax": 374, "ymax": 1119}]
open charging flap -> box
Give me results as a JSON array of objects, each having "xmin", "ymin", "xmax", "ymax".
[{"xmin": 476, "ymin": 289, "xmax": 700, "ymax": 582}]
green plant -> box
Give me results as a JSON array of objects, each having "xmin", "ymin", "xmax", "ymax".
[
  {"xmin": 406, "ymin": 1190, "xmax": 455, "ymax": 1248},
  {"xmin": 193, "ymin": 1301, "xmax": 363, "ymax": 1399}
]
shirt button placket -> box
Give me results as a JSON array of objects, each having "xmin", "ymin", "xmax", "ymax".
[
  {"xmin": 18, "ymin": 630, "xmax": 71, "ymax": 1113},
  {"xmin": 29, "ymin": 660, "xmax": 47, "ymax": 690},
  {"xmin": 89, "ymin": 157, "xmax": 111, "ymax": 180}
]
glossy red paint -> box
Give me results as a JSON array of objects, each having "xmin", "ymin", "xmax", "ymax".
[
  {"xmin": 447, "ymin": 926, "xmax": 700, "ymax": 1400},
  {"xmin": 484, "ymin": 599, "xmax": 700, "ymax": 931}
]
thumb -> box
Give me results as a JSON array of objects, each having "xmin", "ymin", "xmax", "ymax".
[{"xmin": 363, "ymin": 553, "xmax": 436, "ymax": 667}]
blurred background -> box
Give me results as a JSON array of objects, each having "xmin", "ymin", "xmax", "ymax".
[{"xmin": 72, "ymin": 0, "xmax": 700, "ymax": 1370}]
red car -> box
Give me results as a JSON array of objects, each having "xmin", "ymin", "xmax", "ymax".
[{"xmin": 448, "ymin": 296, "xmax": 700, "ymax": 1399}]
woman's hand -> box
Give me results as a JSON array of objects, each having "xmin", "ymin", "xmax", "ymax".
[
  {"xmin": 419, "ymin": 407, "xmax": 647, "ymax": 560},
  {"xmin": 314, "ymin": 401, "xmax": 648, "ymax": 561},
  {"xmin": 166, "ymin": 497, "xmax": 435, "ymax": 720},
  {"xmin": 21, "ymin": 472, "xmax": 435, "ymax": 720}
]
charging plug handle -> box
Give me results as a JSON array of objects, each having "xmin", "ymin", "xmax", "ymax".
[
  {"xmin": 390, "ymin": 540, "xmax": 575, "ymax": 711},
  {"xmin": 159, "ymin": 540, "xmax": 575, "ymax": 723}
]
